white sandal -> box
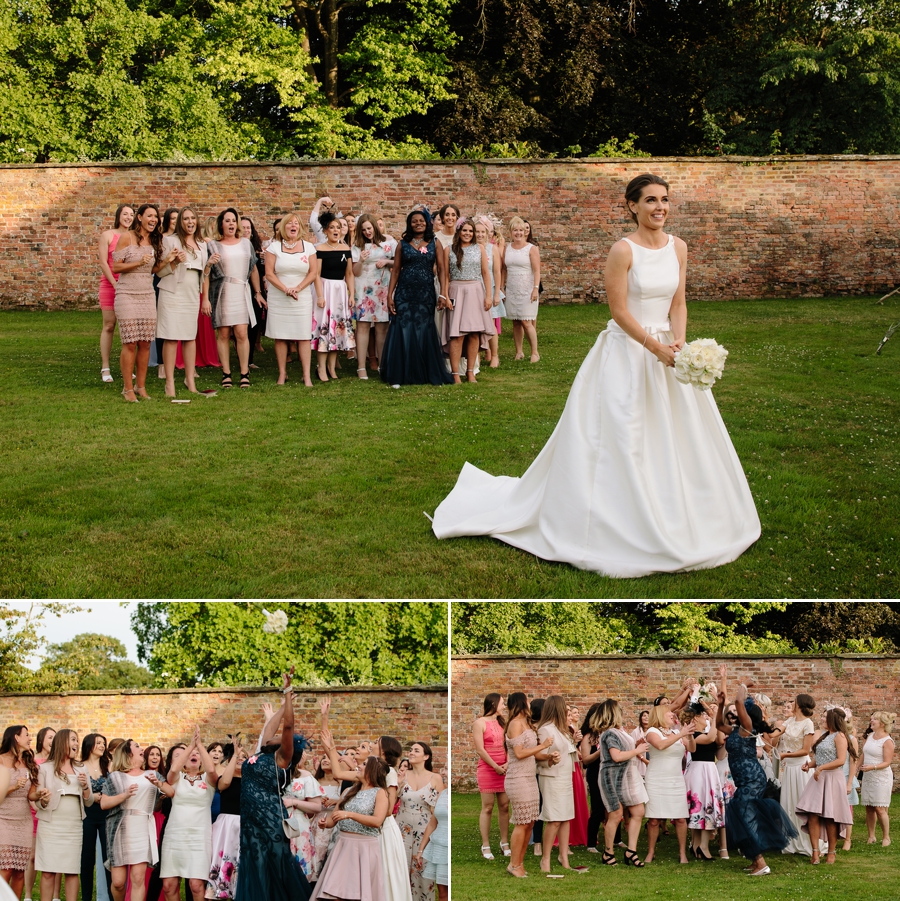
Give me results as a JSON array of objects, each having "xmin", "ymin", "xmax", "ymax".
[
  {"xmin": 101, "ymin": 368, "xmax": 114, "ymax": 383},
  {"xmin": 500, "ymin": 842, "xmax": 511, "ymax": 857},
  {"xmin": 481, "ymin": 845, "xmax": 494, "ymax": 860}
]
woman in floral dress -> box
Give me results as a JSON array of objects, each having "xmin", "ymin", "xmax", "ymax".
[
  {"xmin": 283, "ymin": 761, "xmax": 325, "ymax": 880},
  {"xmin": 395, "ymin": 743, "xmax": 442, "ymax": 901},
  {"xmin": 352, "ymin": 214, "xmax": 395, "ymax": 377}
]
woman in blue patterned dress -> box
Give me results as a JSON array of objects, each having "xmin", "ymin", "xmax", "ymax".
[
  {"xmin": 380, "ymin": 210, "xmax": 455, "ymax": 387},
  {"xmin": 235, "ymin": 672, "xmax": 310, "ymax": 901},
  {"xmin": 715, "ymin": 667, "xmax": 796, "ymax": 876}
]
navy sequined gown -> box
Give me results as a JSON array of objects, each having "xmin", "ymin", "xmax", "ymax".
[
  {"xmin": 236, "ymin": 752, "xmax": 310, "ymax": 901},
  {"xmin": 725, "ymin": 728, "xmax": 796, "ymax": 859},
  {"xmin": 380, "ymin": 240, "xmax": 455, "ymax": 386}
]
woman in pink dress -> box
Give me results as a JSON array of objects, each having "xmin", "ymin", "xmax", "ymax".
[
  {"xmin": 472, "ymin": 694, "xmax": 509, "ymax": 860},
  {"xmin": 98, "ymin": 205, "xmax": 135, "ymax": 383},
  {"xmin": 566, "ymin": 707, "xmax": 589, "ymax": 848}
]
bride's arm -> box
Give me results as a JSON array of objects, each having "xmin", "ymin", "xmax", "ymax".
[
  {"xmin": 668, "ymin": 237, "xmax": 688, "ymax": 349},
  {"xmin": 605, "ymin": 239, "xmax": 674, "ymax": 367}
]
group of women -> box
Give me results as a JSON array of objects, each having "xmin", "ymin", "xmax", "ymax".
[
  {"xmin": 0, "ymin": 674, "xmax": 448, "ymax": 901},
  {"xmin": 473, "ymin": 664, "xmax": 895, "ymax": 877},
  {"xmin": 97, "ymin": 197, "xmax": 543, "ymax": 399}
]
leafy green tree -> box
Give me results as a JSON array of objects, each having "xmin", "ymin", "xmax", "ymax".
[
  {"xmin": 0, "ymin": 603, "xmax": 82, "ymax": 691},
  {"xmin": 132, "ymin": 602, "xmax": 447, "ymax": 687},
  {"xmin": 32, "ymin": 633, "xmax": 153, "ymax": 691}
]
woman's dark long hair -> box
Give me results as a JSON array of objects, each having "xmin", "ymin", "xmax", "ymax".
[
  {"xmin": 35, "ymin": 727, "xmax": 55, "ymax": 757},
  {"xmin": 216, "ymin": 207, "xmax": 242, "ymax": 240},
  {"xmin": 131, "ymin": 203, "xmax": 163, "ymax": 263},
  {"xmin": 411, "ymin": 741, "xmax": 434, "ymax": 772},
  {"xmin": 401, "ymin": 210, "xmax": 435, "ymax": 244},
  {"xmin": 144, "ymin": 744, "xmax": 165, "ymax": 776},
  {"xmin": 812, "ymin": 708, "xmax": 859, "ymax": 760},
  {"xmin": 240, "ymin": 216, "xmax": 263, "ymax": 255},
  {"xmin": 353, "ymin": 213, "xmax": 386, "ymax": 250},
  {"xmin": 337, "ymin": 756, "xmax": 387, "ymax": 810},
  {"xmin": 113, "ymin": 204, "xmax": 134, "ymax": 229},
  {"xmin": 1, "ymin": 726, "xmax": 38, "ymax": 783},
  {"xmin": 580, "ymin": 703, "xmax": 602, "ymax": 741},
  {"xmin": 380, "ymin": 736, "xmax": 402, "ymax": 769},
  {"xmin": 162, "ymin": 207, "xmax": 179, "ymax": 235},
  {"xmin": 523, "ymin": 219, "xmax": 539, "ymax": 246},
  {"xmin": 451, "ymin": 218, "xmax": 475, "ymax": 270},
  {"xmin": 483, "ymin": 693, "xmax": 505, "ymax": 729},
  {"xmin": 164, "ymin": 744, "xmax": 185, "ymax": 774},
  {"xmin": 505, "ymin": 692, "xmax": 533, "ymax": 737},
  {"xmin": 81, "ymin": 734, "xmax": 109, "ymax": 776}
]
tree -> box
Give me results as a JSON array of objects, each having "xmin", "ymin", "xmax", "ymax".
[
  {"xmin": 0, "ymin": 603, "xmax": 82, "ymax": 691},
  {"xmin": 32, "ymin": 633, "xmax": 154, "ymax": 691},
  {"xmin": 131, "ymin": 602, "xmax": 446, "ymax": 687}
]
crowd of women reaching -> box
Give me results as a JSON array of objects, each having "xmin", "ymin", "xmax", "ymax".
[
  {"xmin": 97, "ymin": 196, "xmax": 543, "ymax": 401},
  {"xmin": 472, "ymin": 663, "xmax": 895, "ymax": 877},
  {"xmin": 0, "ymin": 672, "xmax": 447, "ymax": 901}
]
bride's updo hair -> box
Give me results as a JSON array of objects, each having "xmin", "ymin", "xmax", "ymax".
[
  {"xmin": 796, "ymin": 694, "xmax": 816, "ymax": 718},
  {"xmin": 625, "ymin": 174, "xmax": 669, "ymax": 222}
]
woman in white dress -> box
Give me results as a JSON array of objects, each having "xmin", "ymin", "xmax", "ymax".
[
  {"xmin": 156, "ymin": 208, "xmax": 211, "ymax": 397},
  {"xmin": 432, "ymin": 173, "xmax": 761, "ymax": 577},
  {"xmin": 534, "ymin": 697, "xmax": 577, "ymax": 873},
  {"xmin": 643, "ymin": 704, "xmax": 694, "ymax": 864},
  {"xmin": 100, "ymin": 740, "xmax": 166, "ymax": 901},
  {"xmin": 775, "ymin": 694, "xmax": 819, "ymax": 855},
  {"xmin": 265, "ymin": 213, "xmax": 319, "ymax": 387},
  {"xmin": 500, "ymin": 217, "xmax": 541, "ymax": 362},
  {"xmin": 161, "ymin": 729, "xmax": 219, "ymax": 901},
  {"xmin": 859, "ymin": 711, "xmax": 895, "ymax": 846}
]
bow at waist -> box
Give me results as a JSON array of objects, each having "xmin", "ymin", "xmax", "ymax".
[{"xmin": 606, "ymin": 320, "xmax": 671, "ymax": 337}]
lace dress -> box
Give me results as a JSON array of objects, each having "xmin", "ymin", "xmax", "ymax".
[
  {"xmin": 380, "ymin": 240, "xmax": 454, "ymax": 386},
  {"xmin": 504, "ymin": 729, "xmax": 540, "ymax": 824},
  {"xmin": 860, "ymin": 735, "xmax": 894, "ymax": 806},
  {"xmin": 113, "ymin": 243, "xmax": 157, "ymax": 343},
  {"xmin": 778, "ymin": 716, "xmax": 818, "ymax": 855},
  {"xmin": 396, "ymin": 783, "xmax": 438, "ymax": 901},
  {"xmin": 0, "ymin": 765, "xmax": 33, "ymax": 870}
]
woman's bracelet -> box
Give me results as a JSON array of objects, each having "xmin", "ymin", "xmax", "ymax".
[{"xmin": 641, "ymin": 334, "xmax": 650, "ymax": 348}]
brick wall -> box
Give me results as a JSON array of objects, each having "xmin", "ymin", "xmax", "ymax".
[
  {"xmin": 451, "ymin": 655, "xmax": 900, "ymax": 790},
  {"xmin": 0, "ymin": 684, "xmax": 447, "ymax": 770},
  {"xmin": 1, "ymin": 156, "xmax": 898, "ymax": 309}
]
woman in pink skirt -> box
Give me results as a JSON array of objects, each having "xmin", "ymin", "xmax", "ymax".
[
  {"xmin": 794, "ymin": 707, "xmax": 856, "ymax": 864},
  {"xmin": 472, "ymin": 693, "xmax": 509, "ymax": 860},
  {"xmin": 311, "ymin": 757, "xmax": 388, "ymax": 901}
]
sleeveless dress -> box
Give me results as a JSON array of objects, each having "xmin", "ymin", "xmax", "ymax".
[
  {"xmin": 441, "ymin": 244, "xmax": 495, "ymax": 351},
  {"xmin": 433, "ymin": 233, "xmax": 761, "ymax": 577},
  {"xmin": 104, "ymin": 772, "xmax": 161, "ymax": 868},
  {"xmin": 644, "ymin": 728, "xmax": 689, "ymax": 819},
  {"xmin": 284, "ymin": 771, "xmax": 324, "ymax": 880},
  {"xmin": 208, "ymin": 240, "xmax": 255, "ymax": 329},
  {"xmin": 684, "ymin": 735, "xmax": 725, "ymax": 830},
  {"xmin": 476, "ymin": 719, "xmax": 507, "ymax": 793},
  {"xmin": 265, "ymin": 240, "xmax": 316, "ymax": 341},
  {"xmin": 778, "ymin": 716, "xmax": 820, "ymax": 855},
  {"xmin": 725, "ymin": 728, "xmax": 796, "ymax": 860},
  {"xmin": 421, "ymin": 789, "xmax": 447, "ymax": 885},
  {"xmin": 236, "ymin": 753, "xmax": 310, "ymax": 901},
  {"xmin": 353, "ymin": 239, "xmax": 396, "ymax": 322},
  {"xmin": 504, "ymin": 729, "xmax": 540, "ymax": 824},
  {"xmin": 483, "ymin": 243, "xmax": 505, "ymax": 328},
  {"xmin": 99, "ymin": 233, "xmax": 121, "ymax": 310},
  {"xmin": 313, "ymin": 248, "xmax": 355, "ymax": 352},
  {"xmin": 396, "ymin": 783, "xmax": 438, "ymax": 901},
  {"xmin": 599, "ymin": 728, "xmax": 648, "ymax": 812},
  {"xmin": 160, "ymin": 772, "xmax": 215, "ymax": 879},
  {"xmin": 380, "ymin": 240, "xmax": 454, "ymax": 387},
  {"xmin": 860, "ymin": 735, "xmax": 894, "ymax": 806},
  {"xmin": 794, "ymin": 732, "xmax": 854, "ymax": 838},
  {"xmin": 113, "ymin": 243, "xmax": 157, "ymax": 343},
  {"xmin": 379, "ymin": 768, "xmax": 412, "ymax": 901},
  {"xmin": 156, "ymin": 236, "xmax": 208, "ymax": 341},
  {"xmin": 206, "ymin": 775, "xmax": 240, "ymax": 899},
  {"xmin": 503, "ymin": 243, "xmax": 538, "ymax": 320},
  {"xmin": 0, "ymin": 764, "xmax": 32, "ymax": 870}
]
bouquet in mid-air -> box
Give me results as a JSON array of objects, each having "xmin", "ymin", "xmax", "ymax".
[
  {"xmin": 688, "ymin": 678, "xmax": 719, "ymax": 713},
  {"xmin": 673, "ymin": 339, "xmax": 728, "ymax": 390}
]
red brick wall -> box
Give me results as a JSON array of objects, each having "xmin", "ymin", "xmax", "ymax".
[
  {"xmin": 1, "ymin": 156, "xmax": 898, "ymax": 309},
  {"xmin": 451, "ymin": 655, "xmax": 900, "ymax": 790},
  {"xmin": 0, "ymin": 685, "xmax": 447, "ymax": 770}
]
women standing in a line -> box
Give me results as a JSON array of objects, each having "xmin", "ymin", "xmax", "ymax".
[
  {"xmin": 440, "ymin": 219, "xmax": 494, "ymax": 384},
  {"xmin": 473, "ymin": 692, "xmax": 509, "ymax": 860},
  {"xmin": 535, "ymin": 696, "xmax": 578, "ymax": 872},
  {"xmin": 474, "ymin": 218, "xmax": 503, "ymax": 368},
  {"xmin": 80, "ymin": 734, "xmax": 112, "ymax": 901},
  {"xmin": 643, "ymin": 704, "xmax": 694, "ymax": 864},
  {"xmin": 414, "ymin": 786, "xmax": 447, "ymax": 901},
  {"xmin": 0, "ymin": 726, "xmax": 37, "ymax": 899},
  {"xmin": 684, "ymin": 705, "xmax": 725, "ymax": 860},
  {"xmin": 205, "ymin": 741, "xmax": 244, "ymax": 900},
  {"xmin": 380, "ymin": 211, "xmax": 454, "ymax": 387},
  {"xmin": 156, "ymin": 208, "xmax": 210, "ymax": 397},
  {"xmin": 31, "ymin": 730, "xmax": 94, "ymax": 901},
  {"xmin": 776, "ymin": 694, "xmax": 819, "ymax": 856},
  {"xmin": 265, "ymin": 213, "xmax": 319, "ymax": 387},
  {"xmin": 501, "ymin": 217, "xmax": 541, "ymax": 363},
  {"xmin": 594, "ymin": 699, "xmax": 649, "ymax": 867},
  {"xmin": 859, "ymin": 710, "xmax": 895, "ymax": 846},
  {"xmin": 207, "ymin": 209, "xmax": 265, "ymax": 389},
  {"xmin": 160, "ymin": 730, "xmax": 219, "ymax": 901},
  {"xmin": 396, "ymin": 743, "xmax": 443, "ymax": 901},
  {"xmin": 794, "ymin": 707, "xmax": 855, "ymax": 864},
  {"xmin": 98, "ymin": 204, "xmax": 135, "ymax": 383},
  {"xmin": 309, "ymin": 757, "xmax": 389, "ymax": 901},
  {"xmin": 502, "ymin": 693, "xmax": 556, "ymax": 877},
  {"xmin": 101, "ymin": 739, "xmax": 165, "ymax": 901},
  {"xmin": 112, "ymin": 204, "xmax": 167, "ymax": 402},
  {"xmin": 352, "ymin": 214, "xmax": 395, "ymax": 378},
  {"xmin": 313, "ymin": 212, "xmax": 355, "ymax": 381}
]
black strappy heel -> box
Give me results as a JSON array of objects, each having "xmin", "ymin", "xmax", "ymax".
[
  {"xmin": 623, "ymin": 849, "xmax": 645, "ymax": 868},
  {"xmin": 602, "ymin": 850, "xmax": 618, "ymax": 866}
]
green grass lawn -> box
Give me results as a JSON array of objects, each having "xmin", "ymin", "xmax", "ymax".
[
  {"xmin": 451, "ymin": 790, "xmax": 900, "ymax": 901},
  {"xmin": 0, "ymin": 298, "xmax": 897, "ymax": 598}
]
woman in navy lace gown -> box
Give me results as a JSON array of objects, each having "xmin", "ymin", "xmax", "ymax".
[
  {"xmin": 715, "ymin": 666, "xmax": 796, "ymax": 876},
  {"xmin": 236, "ymin": 672, "xmax": 310, "ymax": 901},
  {"xmin": 380, "ymin": 210, "xmax": 455, "ymax": 387}
]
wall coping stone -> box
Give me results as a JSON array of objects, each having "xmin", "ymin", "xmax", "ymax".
[{"xmin": 0, "ymin": 683, "xmax": 447, "ymax": 699}]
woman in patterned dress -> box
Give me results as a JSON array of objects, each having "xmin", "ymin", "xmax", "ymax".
[
  {"xmin": 684, "ymin": 705, "xmax": 725, "ymax": 860},
  {"xmin": 472, "ymin": 693, "xmax": 509, "ymax": 860},
  {"xmin": 0, "ymin": 726, "xmax": 38, "ymax": 899},
  {"xmin": 396, "ymin": 743, "xmax": 443, "ymax": 901},
  {"xmin": 352, "ymin": 214, "xmax": 395, "ymax": 377},
  {"xmin": 503, "ymin": 693, "xmax": 556, "ymax": 878},
  {"xmin": 500, "ymin": 217, "xmax": 541, "ymax": 363},
  {"xmin": 206, "ymin": 742, "xmax": 244, "ymax": 900},
  {"xmin": 414, "ymin": 787, "xmax": 447, "ymax": 901},
  {"xmin": 309, "ymin": 757, "xmax": 341, "ymax": 881},
  {"xmin": 313, "ymin": 212, "xmax": 355, "ymax": 381},
  {"xmin": 282, "ymin": 756, "xmax": 325, "ymax": 881}
]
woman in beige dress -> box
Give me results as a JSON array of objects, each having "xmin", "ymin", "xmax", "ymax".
[
  {"xmin": 775, "ymin": 694, "xmax": 820, "ymax": 856},
  {"xmin": 500, "ymin": 217, "xmax": 542, "ymax": 362},
  {"xmin": 0, "ymin": 726, "xmax": 38, "ymax": 899}
]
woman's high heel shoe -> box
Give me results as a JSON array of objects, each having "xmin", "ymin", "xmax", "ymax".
[
  {"xmin": 121, "ymin": 388, "xmax": 138, "ymax": 403},
  {"xmin": 499, "ymin": 842, "xmax": 511, "ymax": 857},
  {"xmin": 623, "ymin": 849, "xmax": 645, "ymax": 868}
]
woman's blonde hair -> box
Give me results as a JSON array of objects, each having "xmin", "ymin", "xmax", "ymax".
[
  {"xmin": 647, "ymin": 704, "xmax": 670, "ymax": 731},
  {"xmin": 873, "ymin": 711, "xmax": 897, "ymax": 731},
  {"xmin": 275, "ymin": 214, "xmax": 302, "ymax": 243},
  {"xmin": 589, "ymin": 699, "xmax": 623, "ymax": 734},
  {"xmin": 110, "ymin": 739, "xmax": 139, "ymax": 773},
  {"xmin": 508, "ymin": 216, "xmax": 527, "ymax": 232}
]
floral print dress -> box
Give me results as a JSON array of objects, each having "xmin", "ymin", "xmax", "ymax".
[
  {"xmin": 284, "ymin": 772, "xmax": 325, "ymax": 880},
  {"xmin": 352, "ymin": 238, "xmax": 396, "ymax": 322},
  {"xmin": 396, "ymin": 782, "xmax": 438, "ymax": 901}
]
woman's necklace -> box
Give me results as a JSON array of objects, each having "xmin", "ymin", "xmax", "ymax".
[
  {"xmin": 283, "ymin": 239, "xmax": 299, "ymax": 250},
  {"xmin": 184, "ymin": 772, "xmax": 204, "ymax": 785},
  {"xmin": 410, "ymin": 236, "xmax": 425, "ymax": 248}
]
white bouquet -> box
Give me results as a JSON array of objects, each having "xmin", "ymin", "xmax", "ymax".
[
  {"xmin": 262, "ymin": 608, "xmax": 288, "ymax": 634},
  {"xmin": 688, "ymin": 679, "xmax": 718, "ymax": 712},
  {"xmin": 673, "ymin": 338, "xmax": 728, "ymax": 390}
]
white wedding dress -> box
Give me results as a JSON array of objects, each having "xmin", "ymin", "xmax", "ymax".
[{"xmin": 432, "ymin": 234, "xmax": 760, "ymax": 577}]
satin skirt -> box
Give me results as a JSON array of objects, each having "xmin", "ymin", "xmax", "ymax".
[{"xmin": 432, "ymin": 321, "xmax": 760, "ymax": 577}]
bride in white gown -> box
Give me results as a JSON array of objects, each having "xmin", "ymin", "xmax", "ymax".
[{"xmin": 432, "ymin": 173, "xmax": 760, "ymax": 577}]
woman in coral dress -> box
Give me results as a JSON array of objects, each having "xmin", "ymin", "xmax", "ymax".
[{"xmin": 473, "ymin": 693, "xmax": 509, "ymax": 859}]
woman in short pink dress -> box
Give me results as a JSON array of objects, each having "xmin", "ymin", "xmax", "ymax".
[
  {"xmin": 472, "ymin": 693, "xmax": 509, "ymax": 860},
  {"xmin": 98, "ymin": 204, "xmax": 135, "ymax": 383}
]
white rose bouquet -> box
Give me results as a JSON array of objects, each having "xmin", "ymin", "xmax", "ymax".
[
  {"xmin": 673, "ymin": 338, "xmax": 728, "ymax": 390},
  {"xmin": 688, "ymin": 678, "xmax": 718, "ymax": 712},
  {"xmin": 262, "ymin": 608, "xmax": 288, "ymax": 634}
]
